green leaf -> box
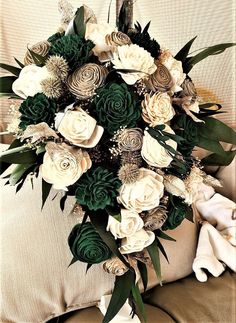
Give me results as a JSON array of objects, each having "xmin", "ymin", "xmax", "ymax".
[
  {"xmin": 137, "ymin": 261, "xmax": 148, "ymax": 291},
  {"xmin": 175, "ymin": 36, "xmax": 197, "ymax": 62},
  {"xmin": 0, "ymin": 63, "xmax": 21, "ymax": 76},
  {"xmin": 146, "ymin": 241, "xmax": 162, "ymax": 283},
  {"xmin": 89, "ymin": 210, "xmax": 131, "ymax": 269},
  {"xmin": 9, "ymin": 163, "xmax": 33, "ymax": 186},
  {"xmin": 197, "ymin": 135, "xmax": 225, "ymax": 155},
  {"xmin": 0, "ymin": 93, "xmax": 15, "ymax": 97},
  {"xmin": 201, "ymin": 150, "xmax": 236, "ymax": 166},
  {"xmin": 156, "ymin": 230, "xmax": 176, "ymax": 242},
  {"xmin": 0, "ymin": 76, "xmax": 17, "ymax": 93},
  {"xmin": 27, "ymin": 48, "xmax": 47, "ymax": 66},
  {"xmin": 199, "ymin": 103, "xmax": 222, "ymax": 111},
  {"xmin": 41, "ymin": 179, "xmax": 52, "ymax": 209},
  {"xmin": 185, "ymin": 206, "xmax": 194, "ymax": 222},
  {"xmin": 184, "ymin": 43, "xmax": 236, "ymax": 73},
  {"xmin": 0, "ymin": 146, "xmax": 38, "ymax": 164},
  {"xmin": 197, "ymin": 117, "xmax": 236, "ymax": 145},
  {"xmin": 156, "ymin": 238, "xmax": 169, "ymax": 264},
  {"xmin": 132, "ymin": 284, "xmax": 146, "ymax": 323},
  {"xmin": 74, "ymin": 6, "xmax": 86, "ymax": 37},
  {"xmin": 103, "ymin": 270, "xmax": 135, "ymax": 323},
  {"xmin": 14, "ymin": 57, "xmax": 25, "ymax": 68}
]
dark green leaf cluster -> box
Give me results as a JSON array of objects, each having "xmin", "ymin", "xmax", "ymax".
[
  {"xmin": 75, "ymin": 167, "xmax": 121, "ymax": 211},
  {"xmin": 47, "ymin": 32, "xmax": 65, "ymax": 45},
  {"xmin": 92, "ymin": 83, "xmax": 141, "ymax": 135},
  {"xmin": 128, "ymin": 22, "xmax": 160, "ymax": 59},
  {"xmin": 48, "ymin": 34, "xmax": 94, "ymax": 70},
  {"xmin": 162, "ymin": 196, "xmax": 190, "ymax": 230},
  {"xmin": 68, "ymin": 222, "xmax": 112, "ymax": 264},
  {"xmin": 19, "ymin": 93, "xmax": 57, "ymax": 130}
]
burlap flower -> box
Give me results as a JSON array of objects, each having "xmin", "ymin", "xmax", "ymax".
[
  {"xmin": 103, "ymin": 257, "xmax": 128, "ymax": 276},
  {"xmin": 105, "ymin": 31, "xmax": 131, "ymax": 46},
  {"xmin": 24, "ymin": 41, "xmax": 50, "ymax": 65},
  {"xmin": 145, "ymin": 61, "xmax": 173, "ymax": 92},
  {"xmin": 67, "ymin": 63, "xmax": 108, "ymax": 100},
  {"xmin": 117, "ymin": 128, "xmax": 143, "ymax": 152}
]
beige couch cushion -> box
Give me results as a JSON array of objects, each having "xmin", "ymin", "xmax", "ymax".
[{"xmin": 0, "ymin": 145, "xmax": 198, "ymax": 322}]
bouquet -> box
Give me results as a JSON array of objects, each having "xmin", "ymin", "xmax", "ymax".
[{"xmin": 0, "ymin": 1, "xmax": 235, "ymax": 322}]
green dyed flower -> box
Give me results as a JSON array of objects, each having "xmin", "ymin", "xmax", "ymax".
[
  {"xmin": 76, "ymin": 167, "xmax": 121, "ymax": 211},
  {"xmin": 162, "ymin": 196, "xmax": 189, "ymax": 230},
  {"xmin": 19, "ymin": 93, "xmax": 57, "ymax": 130},
  {"xmin": 92, "ymin": 83, "xmax": 141, "ymax": 135},
  {"xmin": 48, "ymin": 34, "xmax": 94, "ymax": 70},
  {"xmin": 172, "ymin": 114, "xmax": 198, "ymax": 156},
  {"xmin": 68, "ymin": 222, "xmax": 112, "ymax": 264},
  {"xmin": 47, "ymin": 32, "xmax": 65, "ymax": 44}
]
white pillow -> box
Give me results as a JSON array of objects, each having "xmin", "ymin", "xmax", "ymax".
[{"xmin": 0, "ymin": 172, "xmax": 198, "ymax": 322}]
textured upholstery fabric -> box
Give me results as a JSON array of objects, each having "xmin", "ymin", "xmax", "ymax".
[{"xmin": 0, "ymin": 145, "xmax": 198, "ymax": 323}]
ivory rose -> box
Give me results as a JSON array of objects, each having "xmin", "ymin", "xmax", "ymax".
[
  {"xmin": 119, "ymin": 229, "xmax": 155, "ymax": 254},
  {"xmin": 12, "ymin": 64, "xmax": 50, "ymax": 99},
  {"xmin": 141, "ymin": 92, "xmax": 175, "ymax": 126},
  {"xmin": 141, "ymin": 125, "xmax": 177, "ymax": 168},
  {"xmin": 117, "ymin": 168, "xmax": 164, "ymax": 212},
  {"xmin": 112, "ymin": 44, "xmax": 157, "ymax": 85},
  {"xmin": 107, "ymin": 209, "xmax": 144, "ymax": 239},
  {"xmin": 159, "ymin": 49, "xmax": 186, "ymax": 92},
  {"xmin": 40, "ymin": 142, "xmax": 92, "ymax": 190},
  {"xmin": 56, "ymin": 105, "xmax": 104, "ymax": 148}
]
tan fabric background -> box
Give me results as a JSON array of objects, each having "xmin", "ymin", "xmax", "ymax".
[{"xmin": 0, "ymin": 0, "xmax": 235, "ymax": 127}]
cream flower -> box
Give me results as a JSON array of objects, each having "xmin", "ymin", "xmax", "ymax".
[
  {"xmin": 56, "ymin": 105, "xmax": 104, "ymax": 148},
  {"xmin": 40, "ymin": 142, "xmax": 92, "ymax": 190},
  {"xmin": 12, "ymin": 65, "xmax": 51, "ymax": 99},
  {"xmin": 85, "ymin": 22, "xmax": 116, "ymax": 60},
  {"xmin": 117, "ymin": 168, "xmax": 164, "ymax": 212},
  {"xmin": 141, "ymin": 126, "xmax": 177, "ymax": 168},
  {"xmin": 107, "ymin": 209, "xmax": 144, "ymax": 239},
  {"xmin": 119, "ymin": 229, "xmax": 155, "ymax": 254},
  {"xmin": 159, "ymin": 49, "xmax": 186, "ymax": 92},
  {"xmin": 22, "ymin": 122, "xmax": 58, "ymax": 143},
  {"xmin": 112, "ymin": 44, "xmax": 157, "ymax": 85},
  {"xmin": 184, "ymin": 166, "xmax": 205, "ymax": 204},
  {"xmin": 141, "ymin": 92, "xmax": 175, "ymax": 126},
  {"xmin": 164, "ymin": 175, "xmax": 186, "ymax": 197}
]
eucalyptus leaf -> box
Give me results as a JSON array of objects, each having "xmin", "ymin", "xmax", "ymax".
[
  {"xmin": 0, "ymin": 63, "xmax": 21, "ymax": 76},
  {"xmin": 41, "ymin": 179, "xmax": 52, "ymax": 210},
  {"xmin": 175, "ymin": 35, "xmax": 197, "ymax": 62},
  {"xmin": 74, "ymin": 6, "xmax": 86, "ymax": 37},
  {"xmin": 197, "ymin": 117, "xmax": 236, "ymax": 145},
  {"xmin": 197, "ymin": 135, "xmax": 225, "ymax": 155},
  {"xmin": 14, "ymin": 57, "xmax": 25, "ymax": 68},
  {"xmin": 0, "ymin": 146, "xmax": 38, "ymax": 164},
  {"xmin": 201, "ymin": 150, "xmax": 236, "ymax": 166},
  {"xmin": 0, "ymin": 76, "xmax": 17, "ymax": 94},
  {"xmin": 27, "ymin": 48, "xmax": 47, "ymax": 66},
  {"xmin": 60, "ymin": 193, "xmax": 68, "ymax": 212},
  {"xmin": 199, "ymin": 103, "xmax": 222, "ymax": 111},
  {"xmin": 146, "ymin": 241, "xmax": 162, "ymax": 282},
  {"xmin": 132, "ymin": 284, "xmax": 146, "ymax": 323},
  {"xmin": 137, "ymin": 261, "xmax": 148, "ymax": 291},
  {"xmin": 0, "ymin": 93, "xmax": 15, "ymax": 97},
  {"xmin": 184, "ymin": 43, "xmax": 236, "ymax": 73},
  {"xmin": 185, "ymin": 206, "xmax": 194, "ymax": 222},
  {"xmin": 156, "ymin": 230, "xmax": 176, "ymax": 242},
  {"xmin": 103, "ymin": 270, "xmax": 135, "ymax": 323},
  {"xmin": 9, "ymin": 163, "xmax": 33, "ymax": 186},
  {"xmin": 156, "ymin": 238, "xmax": 169, "ymax": 264}
]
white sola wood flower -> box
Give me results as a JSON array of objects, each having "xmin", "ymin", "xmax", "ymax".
[
  {"xmin": 12, "ymin": 65, "xmax": 50, "ymax": 99},
  {"xmin": 107, "ymin": 209, "xmax": 144, "ymax": 239},
  {"xmin": 141, "ymin": 125, "xmax": 177, "ymax": 168},
  {"xmin": 119, "ymin": 229, "xmax": 155, "ymax": 254},
  {"xmin": 117, "ymin": 168, "xmax": 164, "ymax": 213},
  {"xmin": 112, "ymin": 44, "xmax": 157, "ymax": 85},
  {"xmin": 141, "ymin": 92, "xmax": 175, "ymax": 126},
  {"xmin": 56, "ymin": 104, "xmax": 104, "ymax": 148},
  {"xmin": 40, "ymin": 142, "xmax": 92, "ymax": 190}
]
